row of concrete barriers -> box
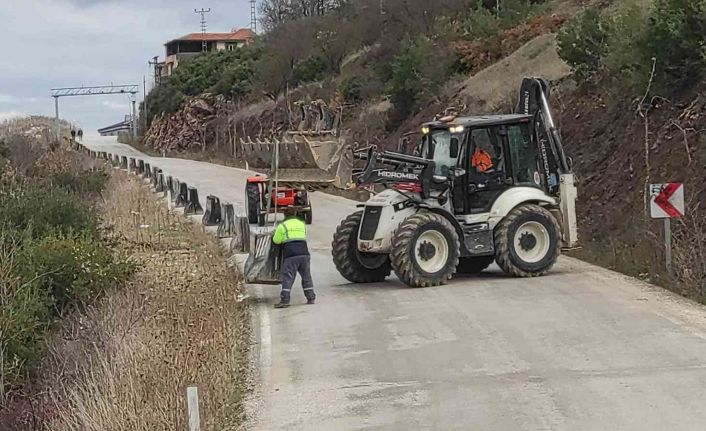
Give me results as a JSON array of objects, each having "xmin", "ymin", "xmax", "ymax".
[{"xmin": 75, "ymin": 143, "xmax": 257, "ymax": 257}]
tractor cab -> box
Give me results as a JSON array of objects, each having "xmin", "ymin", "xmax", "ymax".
[{"xmin": 419, "ymin": 114, "xmax": 553, "ymax": 217}]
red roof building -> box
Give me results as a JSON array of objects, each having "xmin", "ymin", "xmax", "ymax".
[{"xmin": 163, "ymin": 28, "xmax": 255, "ymax": 77}]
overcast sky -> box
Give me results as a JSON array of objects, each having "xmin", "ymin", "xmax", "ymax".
[{"xmin": 0, "ymin": 0, "xmax": 252, "ymax": 131}]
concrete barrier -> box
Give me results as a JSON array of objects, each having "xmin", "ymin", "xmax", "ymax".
[
  {"xmin": 121, "ymin": 156, "xmax": 128, "ymax": 169},
  {"xmin": 171, "ymin": 179, "xmax": 180, "ymax": 203},
  {"xmin": 217, "ymin": 203, "xmax": 236, "ymax": 238},
  {"xmin": 166, "ymin": 176, "xmax": 174, "ymax": 195},
  {"xmin": 202, "ymin": 195, "xmax": 222, "ymax": 226},
  {"xmin": 156, "ymin": 173, "xmax": 167, "ymax": 194},
  {"xmin": 184, "ymin": 187, "xmax": 204, "ymax": 215},
  {"xmin": 151, "ymin": 167, "xmax": 161, "ymax": 187},
  {"xmin": 137, "ymin": 159, "xmax": 145, "ymax": 174},
  {"xmin": 143, "ymin": 163, "xmax": 152, "ymax": 179},
  {"xmin": 244, "ymin": 233, "xmax": 281, "ymax": 284},
  {"xmin": 129, "ymin": 157, "xmax": 136, "ymax": 173},
  {"xmin": 175, "ymin": 182, "xmax": 188, "ymax": 207},
  {"xmin": 229, "ymin": 216, "xmax": 251, "ymax": 253}
]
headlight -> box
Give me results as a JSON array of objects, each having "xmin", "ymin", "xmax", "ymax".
[
  {"xmin": 449, "ymin": 125, "xmax": 464, "ymax": 133},
  {"xmin": 421, "ymin": 126, "xmax": 430, "ymax": 135}
]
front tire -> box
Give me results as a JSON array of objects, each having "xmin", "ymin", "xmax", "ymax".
[
  {"xmin": 390, "ymin": 211, "xmax": 460, "ymax": 287},
  {"xmin": 494, "ymin": 204, "xmax": 561, "ymax": 277},
  {"xmin": 246, "ymin": 182, "xmax": 261, "ymax": 224},
  {"xmin": 332, "ymin": 211, "xmax": 391, "ymax": 283}
]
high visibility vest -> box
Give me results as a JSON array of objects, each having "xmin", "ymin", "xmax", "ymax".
[
  {"xmin": 472, "ymin": 148, "xmax": 494, "ymax": 173},
  {"xmin": 272, "ymin": 217, "xmax": 307, "ymax": 245}
]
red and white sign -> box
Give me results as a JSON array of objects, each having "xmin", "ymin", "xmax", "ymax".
[{"xmin": 650, "ymin": 183, "xmax": 685, "ymax": 218}]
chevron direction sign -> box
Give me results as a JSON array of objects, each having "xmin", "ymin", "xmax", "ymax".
[{"xmin": 650, "ymin": 183, "xmax": 685, "ymax": 219}]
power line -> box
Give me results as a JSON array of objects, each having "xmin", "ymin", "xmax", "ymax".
[{"xmin": 194, "ymin": 8, "xmax": 211, "ymax": 52}]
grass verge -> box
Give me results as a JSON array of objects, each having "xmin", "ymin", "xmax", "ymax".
[{"xmin": 40, "ymin": 170, "xmax": 250, "ymax": 430}]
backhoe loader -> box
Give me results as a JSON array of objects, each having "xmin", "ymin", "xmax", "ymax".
[{"xmin": 331, "ymin": 77, "xmax": 578, "ymax": 287}]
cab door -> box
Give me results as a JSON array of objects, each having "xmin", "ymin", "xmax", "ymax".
[{"xmin": 463, "ymin": 126, "xmax": 511, "ymax": 214}]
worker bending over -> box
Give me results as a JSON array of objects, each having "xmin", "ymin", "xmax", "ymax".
[{"xmin": 272, "ymin": 208, "xmax": 316, "ymax": 308}]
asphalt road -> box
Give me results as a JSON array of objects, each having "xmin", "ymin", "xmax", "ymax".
[{"xmin": 85, "ymin": 136, "xmax": 706, "ymax": 431}]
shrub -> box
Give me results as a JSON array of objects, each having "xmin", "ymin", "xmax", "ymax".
[
  {"xmin": 19, "ymin": 232, "xmax": 135, "ymax": 314},
  {"xmin": 291, "ymin": 54, "xmax": 329, "ymax": 85},
  {"xmin": 50, "ymin": 169, "xmax": 109, "ymax": 196},
  {"xmin": 338, "ymin": 75, "xmax": 365, "ymax": 104},
  {"xmin": 602, "ymin": 5, "xmax": 649, "ymax": 88},
  {"xmin": 557, "ymin": 7, "xmax": 609, "ymax": 79},
  {"xmin": 641, "ymin": 0, "xmax": 706, "ymax": 91},
  {"xmin": 387, "ymin": 36, "xmax": 454, "ymax": 126},
  {"xmin": 0, "ymin": 185, "xmax": 98, "ymax": 238},
  {"xmin": 0, "ymin": 232, "xmax": 52, "ymax": 396}
]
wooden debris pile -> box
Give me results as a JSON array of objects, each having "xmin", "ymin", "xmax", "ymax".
[{"xmin": 144, "ymin": 95, "xmax": 228, "ymax": 152}]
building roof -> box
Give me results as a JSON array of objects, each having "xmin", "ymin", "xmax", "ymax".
[{"xmin": 167, "ymin": 28, "xmax": 254, "ymax": 45}]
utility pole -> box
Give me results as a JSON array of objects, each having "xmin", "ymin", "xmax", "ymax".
[
  {"xmin": 148, "ymin": 56, "xmax": 161, "ymax": 86},
  {"xmin": 249, "ymin": 0, "xmax": 257, "ymax": 32},
  {"xmin": 143, "ymin": 75, "xmax": 148, "ymax": 133},
  {"xmin": 53, "ymin": 96, "xmax": 60, "ymax": 140},
  {"xmin": 131, "ymin": 99, "xmax": 137, "ymax": 141},
  {"xmin": 194, "ymin": 8, "xmax": 211, "ymax": 52}
]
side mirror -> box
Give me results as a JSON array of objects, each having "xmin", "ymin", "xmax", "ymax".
[{"xmin": 450, "ymin": 138, "xmax": 459, "ymax": 158}]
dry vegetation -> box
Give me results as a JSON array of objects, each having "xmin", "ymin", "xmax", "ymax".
[{"xmin": 38, "ymin": 171, "xmax": 249, "ymax": 430}]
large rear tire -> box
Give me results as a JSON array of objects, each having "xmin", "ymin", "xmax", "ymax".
[
  {"xmin": 304, "ymin": 209, "xmax": 313, "ymax": 225},
  {"xmin": 456, "ymin": 256, "xmax": 494, "ymax": 274},
  {"xmin": 494, "ymin": 204, "xmax": 561, "ymax": 277},
  {"xmin": 246, "ymin": 182, "xmax": 260, "ymax": 225},
  {"xmin": 332, "ymin": 211, "xmax": 391, "ymax": 283},
  {"xmin": 390, "ymin": 211, "xmax": 460, "ymax": 287}
]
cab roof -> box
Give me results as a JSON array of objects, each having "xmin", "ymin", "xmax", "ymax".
[{"xmin": 424, "ymin": 114, "xmax": 532, "ymax": 128}]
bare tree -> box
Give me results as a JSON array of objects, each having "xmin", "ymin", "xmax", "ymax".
[{"xmin": 260, "ymin": 0, "xmax": 348, "ymax": 31}]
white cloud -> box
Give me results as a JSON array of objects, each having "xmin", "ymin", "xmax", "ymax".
[
  {"xmin": 102, "ymin": 100, "xmax": 132, "ymax": 112},
  {"xmin": 0, "ymin": 112, "xmax": 29, "ymax": 122}
]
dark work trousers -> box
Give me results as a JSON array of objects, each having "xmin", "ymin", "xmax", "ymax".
[{"xmin": 280, "ymin": 255, "xmax": 315, "ymax": 303}]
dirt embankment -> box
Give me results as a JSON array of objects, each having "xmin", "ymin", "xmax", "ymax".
[
  {"xmin": 33, "ymin": 171, "xmax": 250, "ymax": 430},
  {"xmin": 557, "ymin": 79, "xmax": 706, "ymax": 292}
]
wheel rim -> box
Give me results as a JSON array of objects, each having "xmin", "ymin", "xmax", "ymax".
[
  {"xmin": 414, "ymin": 230, "xmax": 449, "ymax": 274},
  {"xmin": 513, "ymin": 221, "xmax": 550, "ymax": 264}
]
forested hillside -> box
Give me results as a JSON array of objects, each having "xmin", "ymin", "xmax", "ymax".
[{"xmin": 141, "ymin": 0, "xmax": 706, "ymax": 297}]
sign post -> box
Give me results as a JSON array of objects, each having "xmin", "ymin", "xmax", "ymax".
[{"xmin": 649, "ymin": 183, "xmax": 685, "ymax": 275}]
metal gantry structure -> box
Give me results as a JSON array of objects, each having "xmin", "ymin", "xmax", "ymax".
[{"xmin": 50, "ymin": 84, "xmax": 140, "ymax": 139}]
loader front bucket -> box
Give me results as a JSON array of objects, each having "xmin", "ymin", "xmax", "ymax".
[{"xmin": 240, "ymin": 133, "xmax": 354, "ymax": 189}]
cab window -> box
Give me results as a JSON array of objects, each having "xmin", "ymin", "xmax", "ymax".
[
  {"xmin": 423, "ymin": 129, "xmax": 460, "ymax": 177},
  {"xmin": 470, "ymin": 127, "xmax": 504, "ymax": 174},
  {"xmin": 507, "ymin": 124, "xmax": 542, "ymax": 186}
]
